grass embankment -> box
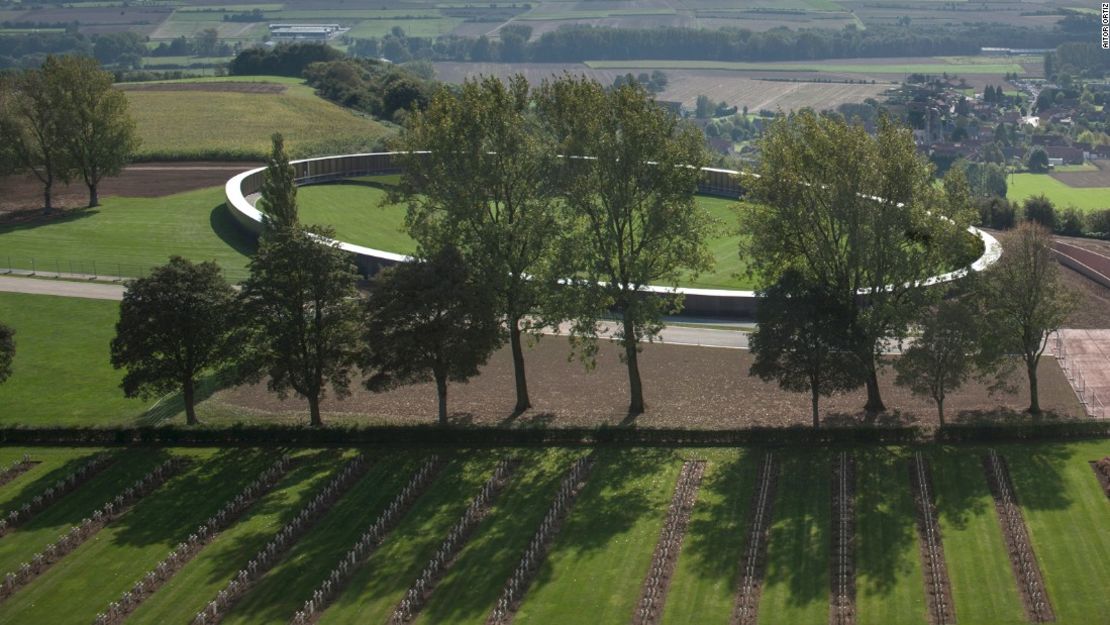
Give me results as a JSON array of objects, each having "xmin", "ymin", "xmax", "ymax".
[
  {"xmin": 1007, "ymin": 174, "xmax": 1110, "ymax": 212},
  {"xmin": 0, "ymin": 449, "xmax": 273, "ymax": 625},
  {"xmin": 512, "ymin": 450, "xmax": 682, "ymax": 625},
  {"xmin": 0, "ymin": 293, "xmax": 149, "ymax": 426},
  {"xmin": 126, "ymin": 450, "xmax": 355, "ymax": 625},
  {"xmin": 296, "ymin": 178, "xmax": 755, "ymax": 290},
  {"xmin": 0, "ymin": 186, "xmax": 254, "ymax": 281},
  {"xmin": 122, "ymin": 77, "xmax": 394, "ymax": 160}
]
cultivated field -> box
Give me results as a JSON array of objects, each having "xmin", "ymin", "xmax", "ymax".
[
  {"xmin": 0, "ymin": 444, "xmax": 1105, "ymax": 625},
  {"xmin": 118, "ymin": 77, "xmax": 394, "ymax": 161},
  {"xmin": 1008, "ymin": 174, "xmax": 1110, "ymax": 213}
]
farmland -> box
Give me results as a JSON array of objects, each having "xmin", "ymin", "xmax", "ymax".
[
  {"xmin": 0, "ymin": 443, "xmax": 1104, "ymax": 625},
  {"xmin": 1007, "ymin": 174, "xmax": 1110, "ymax": 213},
  {"xmin": 118, "ymin": 78, "xmax": 394, "ymax": 161}
]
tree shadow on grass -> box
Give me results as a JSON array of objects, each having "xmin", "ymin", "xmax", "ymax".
[
  {"xmin": 854, "ymin": 446, "xmax": 920, "ymax": 600},
  {"xmin": 997, "ymin": 443, "xmax": 1074, "ymax": 513},
  {"xmin": 676, "ymin": 451, "xmax": 760, "ymax": 593},
  {"xmin": 135, "ymin": 371, "xmax": 231, "ymax": 426},
  {"xmin": 762, "ymin": 450, "xmax": 832, "ymax": 610},
  {"xmin": 0, "ymin": 207, "xmax": 97, "ymax": 234},
  {"xmin": 108, "ymin": 449, "xmax": 271, "ymax": 548}
]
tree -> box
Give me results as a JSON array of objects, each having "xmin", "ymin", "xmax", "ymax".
[
  {"xmin": 749, "ymin": 270, "xmax": 864, "ymax": 427},
  {"xmin": 392, "ymin": 75, "xmax": 562, "ymax": 415},
  {"xmin": 978, "ymin": 221, "xmax": 1077, "ymax": 414},
  {"xmin": 695, "ymin": 94, "xmax": 715, "ymax": 118},
  {"xmin": 241, "ymin": 225, "xmax": 361, "ymax": 426},
  {"xmin": 538, "ymin": 76, "xmax": 713, "ymax": 416},
  {"xmin": 361, "ymin": 247, "xmax": 502, "ymax": 425},
  {"xmin": 0, "ymin": 61, "xmax": 72, "ymax": 213},
  {"xmin": 110, "ymin": 257, "xmax": 239, "ymax": 425},
  {"xmin": 194, "ymin": 28, "xmax": 220, "ymax": 57},
  {"xmin": 894, "ymin": 295, "xmax": 982, "ymax": 425},
  {"xmin": 742, "ymin": 111, "xmax": 974, "ymax": 414},
  {"xmin": 1027, "ymin": 148, "xmax": 1050, "ymax": 173},
  {"xmin": 48, "ymin": 55, "xmax": 139, "ymax": 208},
  {"xmin": 1023, "ymin": 194, "xmax": 1056, "ymax": 229},
  {"xmin": 0, "ymin": 323, "xmax": 14, "ymax": 385},
  {"xmin": 257, "ymin": 133, "xmax": 299, "ymax": 228}
]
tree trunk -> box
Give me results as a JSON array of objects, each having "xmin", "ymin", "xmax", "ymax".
[
  {"xmin": 623, "ymin": 318, "xmax": 645, "ymax": 417},
  {"xmin": 42, "ymin": 180, "xmax": 53, "ymax": 215},
  {"xmin": 1027, "ymin": 358, "xmax": 1040, "ymax": 415},
  {"xmin": 811, "ymin": 385, "xmax": 820, "ymax": 429},
  {"xmin": 87, "ymin": 182, "xmax": 99, "ymax": 208},
  {"xmin": 308, "ymin": 394, "xmax": 323, "ymax": 427},
  {"xmin": 509, "ymin": 319, "xmax": 530, "ymax": 415},
  {"xmin": 936, "ymin": 395, "xmax": 945, "ymax": 428},
  {"xmin": 435, "ymin": 371, "xmax": 448, "ymax": 427},
  {"xmin": 864, "ymin": 367, "xmax": 885, "ymax": 414},
  {"xmin": 183, "ymin": 376, "xmax": 198, "ymax": 426}
]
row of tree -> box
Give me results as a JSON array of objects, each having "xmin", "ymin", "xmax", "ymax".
[{"xmin": 0, "ymin": 55, "xmax": 139, "ymax": 211}]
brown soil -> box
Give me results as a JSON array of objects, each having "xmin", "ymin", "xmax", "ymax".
[
  {"xmin": 116, "ymin": 82, "xmax": 287, "ymax": 95},
  {"xmin": 981, "ymin": 452, "xmax": 1055, "ymax": 623},
  {"xmin": 730, "ymin": 453, "xmax": 778, "ymax": 625},
  {"xmin": 909, "ymin": 455, "xmax": 955, "ymax": 625},
  {"xmin": 829, "ymin": 453, "xmax": 856, "ymax": 625},
  {"xmin": 1049, "ymin": 160, "xmax": 1110, "ymax": 189},
  {"xmin": 0, "ymin": 162, "xmax": 259, "ymax": 216},
  {"xmin": 206, "ymin": 338, "xmax": 1083, "ymax": 429},
  {"xmin": 1059, "ymin": 264, "xmax": 1110, "ymax": 329}
]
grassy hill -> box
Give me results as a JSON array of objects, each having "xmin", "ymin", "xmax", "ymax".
[{"xmin": 120, "ymin": 76, "xmax": 395, "ymax": 161}]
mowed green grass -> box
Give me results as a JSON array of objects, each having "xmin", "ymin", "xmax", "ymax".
[
  {"xmin": 0, "ymin": 186, "xmax": 254, "ymax": 281},
  {"xmin": 123, "ymin": 78, "xmax": 394, "ymax": 160},
  {"xmin": 0, "ymin": 293, "xmax": 149, "ymax": 426},
  {"xmin": 1007, "ymin": 173, "xmax": 1110, "ymax": 212},
  {"xmin": 0, "ymin": 449, "xmax": 273, "ymax": 625},
  {"xmin": 513, "ymin": 450, "xmax": 682, "ymax": 625},
  {"xmin": 0, "ymin": 448, "xmax": 105, "ymax": 512},
  {"xmin": 296, "ymin": 179, "xmax": 755, "ymax": 290},
  {"xmin": 1005, "ymin": 441, "xmax": 1110, "ymax": 625},
  {"xmin": 126, "ymin": 449, "xmax": 356, "ymax": 625}
]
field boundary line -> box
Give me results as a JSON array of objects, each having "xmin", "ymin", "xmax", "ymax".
[
  {"xmin": 981, "ymin": 450, "xmax": 1055, "ymax": 623},
  {"xmin": 632, "ymin": 459, "xmax": 706, "ymax": 625},
  {"xmin": 92, "ymin": 454, "xmax": 296, "ymax": 625},
  {"xmin": 291, "ymin": 455, "xmax": 446, "ymax": 625}
]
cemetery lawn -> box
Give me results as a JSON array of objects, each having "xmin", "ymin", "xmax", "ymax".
[
  {"xmin": 0, "ymin": 448, "xmax": 107, "ymax": 513},
  {"xmin": 0, "ymin": 187, "xmax": 254, "ymax": 282},
  {"xmin": 0, "ymin": 449, "xmax": 272, "ymax": 625},
  {"xmin": 512, "ymin": 450, "xmax": 682, "ymax": 625}
]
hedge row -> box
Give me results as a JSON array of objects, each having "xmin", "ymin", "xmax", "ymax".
[{"xmin": 1, "ymin": 420, "xmax": 1108, "ymax": 448}]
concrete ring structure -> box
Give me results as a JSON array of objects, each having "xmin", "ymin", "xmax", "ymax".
[{"xmin": 225, "ymin": 152, "xmax": 1002, "ymax": 318}]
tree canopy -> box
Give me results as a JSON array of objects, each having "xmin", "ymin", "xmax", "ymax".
[{"xmin": 0, "ymin": 322, "xmax": 14, "ymax": 385}]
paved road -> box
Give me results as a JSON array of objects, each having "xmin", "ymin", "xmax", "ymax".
[{"xmin": 0, "ymin": 275, "xmax": 125, "ymax": 301}]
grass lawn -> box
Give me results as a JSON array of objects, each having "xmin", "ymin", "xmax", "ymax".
[
  {"xmin": 126, "ymin": 450, "xmax": 354, "ymax": 625},
  {"xmin": 929, "ymin": 447, "xmax": 1025, "ymax": 625},
  {"xmin": 295, "ymin": 179, "xmax": 755, "ymax": 290},
  {"xmin": 584, "ymin": 60, "xmax": 1026, "ymax": 74},
  {"xmin": 0, "ymin": 293, "xmax": 149, "ymax": 426},
  {"xmin": 1005, "ymin": 441, "xmax": 1110, "ymax": 625},
  {"xmin": 124, "ymin": 78, "xmax": 394, "ymax": 160},
  {"xmin": 216, "ymin": 452, "xmax": 421, "ymax": 625},
  {"xmin": 315, "ymin": 454, "xmax": 501, "ymax": 625},
  {"xmin": 854, "ymin": 448, "xmax": 927, "ymax": 625},
  {"xmin": 661, "ymin": 449, "xmax": 756, "ymax": 625},
  {"xmin": 0, "ymin": 449, "xmax": 169, "ymax": 575},
  {"xmin": 0, "ymin": 186, "xmax": 254, "ymax": 281},
  {"xmin": 412, "ymin": 449, "xmax": 585, "ymax": 625},
  {"xmin": 757, "ymin": 451, "xmax": 831, "ymax": 625},
  {"xmin": 1007, "ymin": 173, "xmax": 1110, "ymax": 212},
  {"xmin": 512, "ymin": 450, "xmax": 682, "ymax": 625},
  {"xmin": 0, "ymin": 449, "xmax": 272, "ymax": 625},
  {"xmin": 0, "ymin": 448, "xmax": 105, "ymax": 511}
]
